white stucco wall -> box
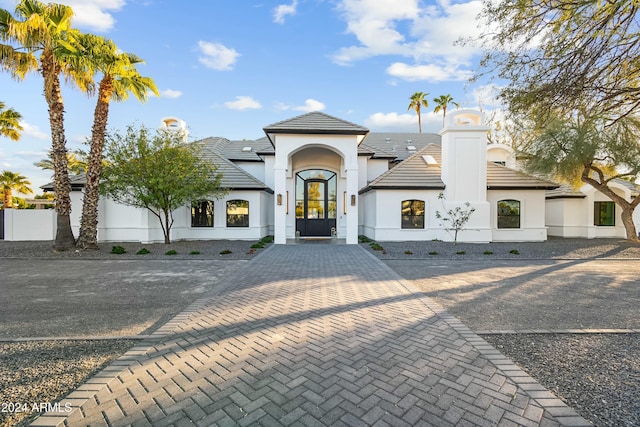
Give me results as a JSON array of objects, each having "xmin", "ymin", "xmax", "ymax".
[
  {"xmin": 235, "ymin": 161, "xmax": 266, "ymax": 183},
  {"xmin": 366, "ymin": 159, "xmax": 389, "ymax": 186},
  {"xmin": 2, "ymin": 209, "xmax": 56, "ymax": 241},
  {"xmin": 488, "ymin": 190, "xmax": 548, "ymax": 241}
]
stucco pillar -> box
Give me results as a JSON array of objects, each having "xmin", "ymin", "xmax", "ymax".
[
  {"xmin": 273, "ymin": 166, "xmax": 287, "ymax": 244},
  {"xmin": 344, "ymin": 168, "xmax": 359, "ymax": 244}
]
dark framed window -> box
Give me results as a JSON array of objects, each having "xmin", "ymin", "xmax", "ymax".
[
  {"xmin": 401, "ymin": 200, "xmax": 425, "ymax": 229},
  {"xmin": 497, "ymin": 200, "xmax": 520, "ymax": 229},
  {"xmin": 227, "ymin": 200, "xmax": 249, "ymax": 227},
  {"xmin": 594, "ymin": 201, "xmax": 615, "ymax": 226},
  {"xmin": 191, "ymin": 200, "xmax": 214, "ymax": 227}
]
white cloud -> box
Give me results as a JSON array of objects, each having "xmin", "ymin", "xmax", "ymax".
[
  {"xmin": 160, "ymin": 89, "xmax": 183, "ymax": 99},
  {"xmin": 294, "ymin": 99, "xmax": 326, "ymax": 112},
  {"xmin": 197, "ymin": 41, "xmax": 240, "ymax": 71},
  {"xmin": 387, "ymin": 62, "xmax": 473, "ymax": 82},
  {"xmin": 273, "ymin": 0, "xmax": 298, "ymax": 24},
  {"xmin": 364, "ymin": 111, "xmax": 441, "ymax": 133},
  {"xmin": 59, "ymin": 0, "xmax": 125, "ymax": 32},
  {"xmin": 224, "ymin": 96, "xmax": 262, "ymax": 111},
  {"xmin": 275, "ymin": 99, "xmax": 326, "ymax": 112},
  {"xmin": 331, "ymin": 0, "xmax": 486, "ymax": 82},
  {"xmin": 19, "ymin": 122, "xmax": 48, "ymax": 140}
]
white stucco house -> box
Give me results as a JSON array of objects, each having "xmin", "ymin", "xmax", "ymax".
[{"xmin": 20, "ymin": 109, "xmax": 638, "ymax": 244}]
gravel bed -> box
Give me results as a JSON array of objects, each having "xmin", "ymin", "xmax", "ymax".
[
  {"xmin": 0, "ymin": 340, "xmax": 135, "ymax": 427},
  {"xmin": 484, "ymin": 333, "xmax": 640, "ymax": 427},
  {"xmin": 0, "ymin": 238, "xmax": 271, "ymax": 260},
  {"xmin": 361, "ymin": 236, "xmax": 640, "ymax": 259}
]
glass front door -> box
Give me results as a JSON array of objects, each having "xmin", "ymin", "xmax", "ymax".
[{"xmin": 296, "ymin": 170, "xmax": 337, "ymax": 236}]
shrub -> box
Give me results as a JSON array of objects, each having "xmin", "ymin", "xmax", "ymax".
[
  {"xmin": 251, "ymin": 242, "xmax": 265, "ymax": 249},
  {"xmin": 219, "ymin": 249, "xmax": 232, "ymax": 255},
  {"xmin": 189, "ymin": 251, "xmax": 200, "ymax": 255},
  {"xmin": 370, "ymin": 243, "xmax": 384, "ymax": 251},
  {"xmin": 404, "ymin": 250, "xmax": 413, "ymax": 255},
  {"xmin": 483, "ymin": 250, "xmax": 493, "ymax": 255},
  {"xmin": 136, "ymin": 248, "xmax": 150, "ymax": 255},
  {"xmin": 260, "ymin": 235, "xmax": 274, "ymax": 243},
  {"xmin": 359, "ymin": 235, "xmax": 372, "ymax": 243},
  {"xmin": 111, "ymin": 245, "xmax": 126, "ymax": 254},
  {"xmin": 509, "ymin": 249, "xmax": 520, "ymax": 255},
  {"xmin": 456, "ymin": 251, "xmax": 466, "ymax": 255},
  {"xmin": 428, "ymin": 251, "xmax": 438, "ymax": 255},
  {"xmin": 165, "ymin": 249, "xmax": 177, "ymax": 255}
]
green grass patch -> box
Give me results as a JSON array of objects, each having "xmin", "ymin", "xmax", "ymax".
[
  {"xmin": 189, "ymin": 251, "xmax": 200, "ymax": 255},
  {"xmin": 456, "ymin": 251, "xmax": 466, "ymax": 255},
  {"xmin": 251, "ymin": 242, "xmax": 265, "ymax": 249},
  {"xmin": 404, "ymin": 250, "xmax": 413, "ymax": 255},
  {"xmin": 219, "ymin": 249, "xmax": 232, "ymax": 255},
  {"xmin": 359, "ymin": 235, "xmax": 372, "ymax": 243},
  {"xmin": 428, "ymin": 251, "xmax": 438, "ymax": 255},
  {"xmin": 509, "ymin": 249, "xmax": 520, "ymax": 255},
  {"xmin": 111, "ymin": 245, "xmax": 126, "ymax": 254},
  {"xmin": 483, "ymin": 250, "xmax": 493, "ymax": 255},
  {"xmin": 165, "ymin": 249, "xmax": 178, "ymax": 255},
  {"xmin": 370, "ymin": 242, "xmax": 384, "ymax": 251},
  {"xmin": 136, "ymin": 248, "xmax": 150, "ymax": 255},
  {"xmin": 260, "ymin": 235, "xmax": 274, "ymax": 243}
]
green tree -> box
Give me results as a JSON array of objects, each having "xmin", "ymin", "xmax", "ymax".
[
  {"xmin": 100, "ymin": 125, "xmax": 226, "ymax": 244},
  {"xmin": 433, "ymin": 94, "xmax": 460, "ymax": 126},
  {"xmin": 0, "ymin": 0, "xmax": 91, "ymax": 250},
  {"xmin": 435, "ymin": 193, "xmax": 476, "ymax": 245},
  {"xmin": 520, "ymin": 112, "xmax": 640, "ymax": 242},
  {"xmin": 0, "ymin": 170, "xmax": 32, "ymax": 208},
  {"xmin": 408, "ymin": 91, "xmax": 429, "ymax": 133},
  {"xmin": 0, "ymin": 101, "xmax": 22, "ymax": 140},
  {"xmin": 477, "ymin": 1, "xmax": 640, "ymax": 124},
  {"xmin": 76, "ymin": 34, "xmax": 158, "ymax": 250}
]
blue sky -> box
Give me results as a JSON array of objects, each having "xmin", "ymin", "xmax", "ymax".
[{"xmin": 0, "ymin": 0, "xmax": 500, "ymax": 191}]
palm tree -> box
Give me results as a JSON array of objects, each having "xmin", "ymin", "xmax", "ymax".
[
  {"xmin": 0, "ymin": 101, "xmax": 22, "ymax": 140},
  {"xmin": 75, "ymin": 34, "xmax": 158, "ymax": 249},
  {"xmin": 35, "ymin": 149, "xmax": 87, "ymax": 175},
  {"xmin": 433, "ymin": 94, "xmax": 460, "ymax": 126},
  {"xmin": 408, "ymin": 91, "xmax": 429, "ymax": 133},
  {"xmin": 0, "ymin": 170, "xmax": 32, "ymax": 208},
  {"xmin": 0, "ymin": 0, "xmax": 91, "ymax": 250}
]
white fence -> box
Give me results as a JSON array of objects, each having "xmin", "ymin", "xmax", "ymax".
[{"xmin": 1, "ymin": 209, "xmax": 56, "ymax": 241}]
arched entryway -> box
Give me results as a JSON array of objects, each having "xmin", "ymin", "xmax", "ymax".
[{"xmin": 295, "ymin": 169, "xmax": 337, "ymax": 236}]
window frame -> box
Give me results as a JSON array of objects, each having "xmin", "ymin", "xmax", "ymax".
[
  {"xmin": 594, "ymin": 201, "xmax": 615, "ymax": 226},
  {"xmin": 191, "ymin": 200, "xmax": 215, "ymax": 228},
  {"xmin": 401, "ymin": 199, "xmax": 425, "ymax": 229},
  {"xmin": 497, "ymin": 199, "xmax": 521, "ymax": 229},
  {"xmin": 226, "ymin": 199, "xmax": 250, "ymax": 228}
]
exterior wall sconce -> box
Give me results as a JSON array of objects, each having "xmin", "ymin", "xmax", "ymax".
[
  {"xmin": 351, "ymin": 194, "xmax": 356, "ymax": 206},
  {"xmin": 277, "ymin": 194, "xmax": 282, "ymax": 205},
  {"xmin": 286, "ymin": 191, "xmax": 289, "ymax": 214},
  {"xmin": 343, "ymin": 192, "xmax": 347, "ymax": 214}
]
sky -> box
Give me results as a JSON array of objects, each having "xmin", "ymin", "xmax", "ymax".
[{"xmin": 0, "ymin": 0, "xmax": 502, "ymax": 192}]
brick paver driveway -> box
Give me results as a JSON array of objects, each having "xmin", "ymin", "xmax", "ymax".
[{"xmin": 33, "ymin": 245, "xmax": 589, "ymax": 426}]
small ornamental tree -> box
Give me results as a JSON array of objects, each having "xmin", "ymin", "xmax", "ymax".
[
  {"xmin": 435, "ymin": 193, "xmax": 476, "ymax": 245},
  {"xmin": 100, "ymin": 125, "xmax": 226, "ymax": 244}
]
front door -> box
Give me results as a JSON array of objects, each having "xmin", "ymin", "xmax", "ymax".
[{"xmin": 296, "ymin": 170, "xmax": 337, "ymax": 237}]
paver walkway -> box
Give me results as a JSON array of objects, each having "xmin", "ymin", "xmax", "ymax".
[{"xmin": 32, "ymin": 245, "xmax": 590, "ymax": 426}]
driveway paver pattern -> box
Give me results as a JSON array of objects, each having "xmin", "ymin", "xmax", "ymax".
[{"xmin": 32, "ymin": 245, "xmax": 589, "ymax": 426}]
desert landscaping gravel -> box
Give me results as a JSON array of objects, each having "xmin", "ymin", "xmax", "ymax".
[{"xmin": 1, "ymin": 237, "xmax": 639, "ymax": 426}]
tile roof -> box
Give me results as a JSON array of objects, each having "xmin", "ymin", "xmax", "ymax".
[
  {"xmin": 360, "ymin": 144, "xmax": 560, "ymax": 193},
  {"xmin": 263, "ymin": 111, "xmax": 369, "ymax": 135},
  {"xmin": 362, "ymin": 132, "xmax": 441, "ymax": 162},
  {"xmin": 196, "ymin": 141, "xmax": 272, "ymax": 192},
  {"xmin": 486, "ymin": 163, "xmax": 560, "ymax": 189},
  {"xmin": 360, "ymin": 144, "xmax": 445, "ymax": 193}
]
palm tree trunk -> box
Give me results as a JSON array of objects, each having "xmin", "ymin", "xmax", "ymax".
[
  {"xmin": 78, "ymin": 77, "xmax": 113, "ymax": 250},
  {"xmin": 3, "ymin": 189, "xmax": 12, "ymax": 208},
  {"xmin": 42, "ymin": 52, "xmax": 75, "ymax": 251}
]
